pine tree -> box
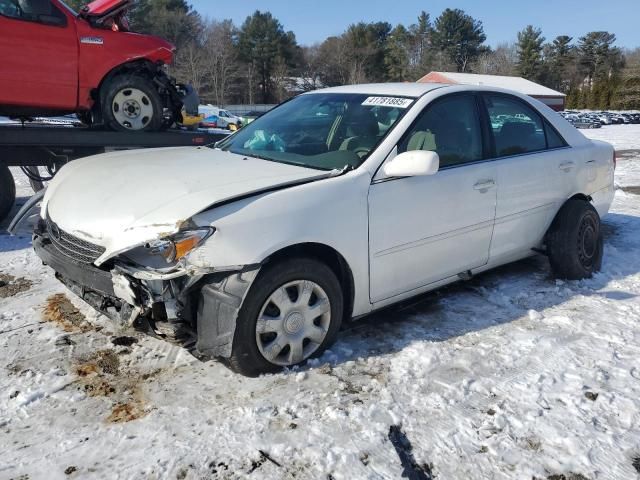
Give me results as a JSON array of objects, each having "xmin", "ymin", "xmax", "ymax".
[
  {"xmin": 237, "ymin": 11, "xmax": 299, "ymax": 103},
  {"xmin": 431, "ymin": 9, "xmax": 487, "ymax": 72},
  {"xmin": 385, "ymin": 25, "xmax": 411, "ymax": 81},
  {"xmin": 516, "ymin": 25, "xmax": 545, "ymax": 81}
]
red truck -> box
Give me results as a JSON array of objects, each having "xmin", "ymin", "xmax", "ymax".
[{"xmin": 0, "ymin": 0, "xmax": 185, "ymax": 131}]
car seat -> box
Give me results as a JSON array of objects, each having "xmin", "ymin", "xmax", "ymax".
[
  {"xmin": 339, "ymin": 108, "xmax": 379, "ymax": 156},
  {"xmin": 496, "ymin": 121, "xmax": 537, "ymax": 156}
]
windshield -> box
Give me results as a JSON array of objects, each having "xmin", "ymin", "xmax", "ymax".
[
  {"xmin": 58, "ymin": 0, "xmax": 78, "ymax": 15},
  {"xmin": 215, "ymin": 93, "xmax": 414, "ymax": 171}
]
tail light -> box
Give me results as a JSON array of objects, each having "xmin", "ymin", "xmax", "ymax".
[{"xmin": 613, "ymin": 151, "xmax": 617, "ymax": 170}]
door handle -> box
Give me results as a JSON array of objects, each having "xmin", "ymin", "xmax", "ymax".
[
  {"xmin": 559, "ymin": 161, "xmax": 575, "ymax": 171},
  {"xmin": 473, "ymin": 180, "xmax": 495, "ymax": 192}
]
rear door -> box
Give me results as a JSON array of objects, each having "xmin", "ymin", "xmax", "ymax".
[
  {"xmin": 368, "ymin": 93, "xmax": 497, "ymax": 303},
  {"xmin": 0, "ymin": 0, "xmax": 78, "ymax": 112},
  {"xmin": 481, "ymin": 93, "xmax": 573, "ymax": 261}
]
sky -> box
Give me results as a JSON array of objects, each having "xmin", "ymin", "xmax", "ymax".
[{"xmin": 189, "ymin": 0, "xmax": 640, "ymax": 49}]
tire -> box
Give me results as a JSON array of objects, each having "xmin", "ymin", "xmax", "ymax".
[
  {"xmin": 547, "ymin": 199, "xmax": 603, "ymax": 280},
  {"xmin": 228, "ymin": 257, "xmax": 344, "ymax": 376},
  {"xmin": 102, "ymin": 75, "xmax": 164, "ymax": 132},
  {"xmin": 0, "ymin": 164, "xmax": 16, "ymax": 223}
]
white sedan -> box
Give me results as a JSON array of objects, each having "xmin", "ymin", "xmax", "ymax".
[{"xmin": 16, "ymin": 83, "xmax": 615, "ymax": 376}]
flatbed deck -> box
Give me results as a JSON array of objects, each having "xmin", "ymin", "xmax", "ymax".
[{"xmin": 0, "ymin": 123, "xmax": 229, "ymax": 221}]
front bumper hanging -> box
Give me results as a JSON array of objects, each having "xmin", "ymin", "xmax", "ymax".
[{"xmin": 33, "ymin": 228, "xmax": 260, "ymax": 358}]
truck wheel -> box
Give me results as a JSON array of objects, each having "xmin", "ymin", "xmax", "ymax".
[
  {"xmin": 102, "ymin": 75, "xmax": 164, "ymax": 132},
  {"xmin": 0, "ymin": 165, "xmax": 16, "ymax": 223},
  {"xmin": 228, "ymin": 258, "xmax": 344, "ymax": 377},
  {"xmin": 547, "ymin": 199, "xmax": 603, "ymax": 280}
]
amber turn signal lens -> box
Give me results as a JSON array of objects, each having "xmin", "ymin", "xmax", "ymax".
[{"xmin": 174, "ymin": 235, "xmax": 202, "ymax": 260}]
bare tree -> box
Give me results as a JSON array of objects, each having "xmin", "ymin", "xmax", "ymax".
[
  {"xmin": 472, "ymin": 43, "xmax": 517, "ymax": 75},
  {"xmin": 202, "ymin": 20, "xmax": 239, "ymax": 105},
  {"xmin": 174, "ymin": 40, "xmax": 207, "ymax": 94}
]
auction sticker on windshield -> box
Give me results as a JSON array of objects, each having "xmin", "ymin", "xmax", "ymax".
[{"xmin": 362, "ymin": 97, "xmax": 413, "ymax": 108}]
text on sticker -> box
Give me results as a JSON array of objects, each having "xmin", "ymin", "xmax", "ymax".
[{"xmin": 362, "ymin": 97, "xmax": 413, "ymax": 108}]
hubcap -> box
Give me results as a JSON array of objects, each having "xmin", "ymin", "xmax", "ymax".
[
  {"xmin": 256, "ymin": 280, "xmax": 331, "ymax": 366},
  {"xmin": 112, "ymin": 88, "xmax": 153, "ymax": 130},
  {"xmin": 578, "ymin": 215, "xmax": 598, "ymax": 268}
]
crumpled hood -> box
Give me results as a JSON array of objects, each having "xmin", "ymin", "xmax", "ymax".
[
  {"xmin": 81, "ymin": 0, "xmax": 130, "ymax": 18},
  {"xmin": 42, "ymin": 147, "xmax": 327, "ymax": 263}
]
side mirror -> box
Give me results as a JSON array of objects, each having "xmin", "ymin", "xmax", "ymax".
[{"xmin": 383, "ymin": 150, "xmax": 439, "ymax": 178}]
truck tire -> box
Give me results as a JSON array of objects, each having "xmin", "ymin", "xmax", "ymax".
[
  {"xmin": 547, "ymin": 199, "xmax": 603, "ymax": 280},
  {"xmin": 102, "ymin": 75, "xmax": 164, "ymax": 132},
  {"xmin": 0, "ymin": 165, "xmax": 16, "ymax": 223},
  {"xmin": 227, "ymin": 258, "xmax": 344, "ymax": 377}
]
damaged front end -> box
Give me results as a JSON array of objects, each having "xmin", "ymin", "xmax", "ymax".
[{"xmin": 32, "ymin": 218, "xmax": 259, "ymax": 358}]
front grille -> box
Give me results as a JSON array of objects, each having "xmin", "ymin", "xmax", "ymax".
[{"xmin": 45, "ymin": 217, "xmax": 106, "ymax": 264}]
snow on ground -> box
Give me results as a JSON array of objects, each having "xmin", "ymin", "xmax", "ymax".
[
  {"xmin": 581, "ymin": 124, "xmax": 640, "ymax": 152},
  {"xmin": 1, "ymin": 128, "xmax": 640, "ymax": 480}
]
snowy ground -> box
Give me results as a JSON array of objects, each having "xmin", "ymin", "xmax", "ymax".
[{"xmin": 1, "ymin": 127, "xmax": 640, "ymax": 480}]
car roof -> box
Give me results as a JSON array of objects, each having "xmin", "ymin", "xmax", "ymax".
[
  {"xmin": 305, "ymin": 82, "xmax": 549, "ymax": 99},
  {"xmin": 305, "ymin": 82, "xmax": 449, "ymax": 98}
]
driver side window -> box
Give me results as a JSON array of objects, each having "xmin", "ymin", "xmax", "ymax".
[
  {"xmin": 0, "ymin": 0, "xmax": 65, "ymax": 25},
  {"xmin": 398, "ymin": 94, "xmax": 484, "ymax": 168},
  {"xmin": 0, "ymin": 0, "xmax": 21, "ymax": 18}
]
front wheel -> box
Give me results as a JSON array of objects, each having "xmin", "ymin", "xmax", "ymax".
[
  {"xmin": 102, "ymin": 75, "xmax": 164, "ymax": 132},
  {"xmin": 228, "ymin": 258, "xmax": 344, "ymax": 376},
  {"xmin": 547, "ymin": 199, "xmax": 603, "ymax": 279}
]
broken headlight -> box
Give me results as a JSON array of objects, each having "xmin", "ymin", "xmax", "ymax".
[{"xmin": 145, "ymin": 227, "xmax": 214, "ymax": 263}]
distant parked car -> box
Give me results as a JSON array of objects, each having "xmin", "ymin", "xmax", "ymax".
[
  {"xmin": 199, "ymin": 105, "xmax": 242, "ymax": 129},
  {"xmin": 199, "ymin": 115, "xmax": 219, "ymax": 129},
  {"xmin": 566, "ymin": 115, "xmax": 601, "ymax": 129}
]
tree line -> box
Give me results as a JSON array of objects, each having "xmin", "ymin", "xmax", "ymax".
[{"xmin": 66, "ymin": 0, "xmax": 640, "ymax": 109}]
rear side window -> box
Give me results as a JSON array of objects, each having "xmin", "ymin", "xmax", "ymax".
[
  {"xmin": 484, "ymin": 95, "xmax": 548, "ymax": 156},
  {"xmin": 545, "ymin": 122, "xmax": 567, "ymax": 149},
  {"xmin": 398, "ymin": 94, "xmax": 484, "ymax": 168}
]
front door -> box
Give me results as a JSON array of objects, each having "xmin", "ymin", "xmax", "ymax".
[
  {"xmin": 368, "ymin": 93, "xmax": 497, "ymax": 303},
  {"xmin": 0, "ymin": 0, "xmax": 77, "ymax": 112}
]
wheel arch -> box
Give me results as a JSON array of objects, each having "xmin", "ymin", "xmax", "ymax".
[
  {"xmin": 93, "ymin": 59, "xmax": 158, "ymax": 105},
  {"xmin": 569, "ymin": 193, "xmax": 593, "ymax": 203},
  {"xmin": 546, "ymin": 194, "xmax": 594, "ymax": 238},
  {"xmin": 263, "ymin": 242, "xmax": 356, "ymax": 321}
]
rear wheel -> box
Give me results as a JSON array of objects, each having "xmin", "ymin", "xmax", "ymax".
[
  {"xmin": 102, "ymin": 75, "xmax": 164, "ymax": 132},
  {"xmin": 547, "ymin": 199, "xmax": 603, "ymax": 279},
  {"xmin": 228, "ymin": 258, "xmax": 344, "ymax": 376}
]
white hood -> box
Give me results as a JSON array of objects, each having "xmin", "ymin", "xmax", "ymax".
[{"xmin": 42, "ymin": 146, "xmax": 327, "ymax": 262}]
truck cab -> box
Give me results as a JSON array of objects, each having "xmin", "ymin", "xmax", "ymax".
[{"xmin": 0, "ymin": 0, "xmax": 183, "ymax": 131}]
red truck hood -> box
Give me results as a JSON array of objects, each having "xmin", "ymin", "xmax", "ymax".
[{"xmin": 81, "ymin": 0, "xmax": 131, "ymax": 17}]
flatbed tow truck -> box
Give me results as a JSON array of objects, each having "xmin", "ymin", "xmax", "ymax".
[{"xmin": 0, "ymin": 121, "xmax": 228, "ymax": 222}]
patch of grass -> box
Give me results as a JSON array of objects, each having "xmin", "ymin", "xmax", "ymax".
[
  {"xmin": 107, "ymin": 401, "xmax": 146, "ymax": 423},
  {"xmin": 43, "ymin": 294, "xmax": 90, "ymax": 332},
  {"xmin": 0, "ymin": 273, "xmax": 32, "ymax": 298}
]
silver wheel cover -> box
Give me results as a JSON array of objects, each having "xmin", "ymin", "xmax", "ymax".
[
  {"xmin": 112, "ymin": 87, "xmax": 154, "ymax": 130},
  {"xmin": 256, "ymin": 280, "xmax": 331, "ymax": 366}
]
